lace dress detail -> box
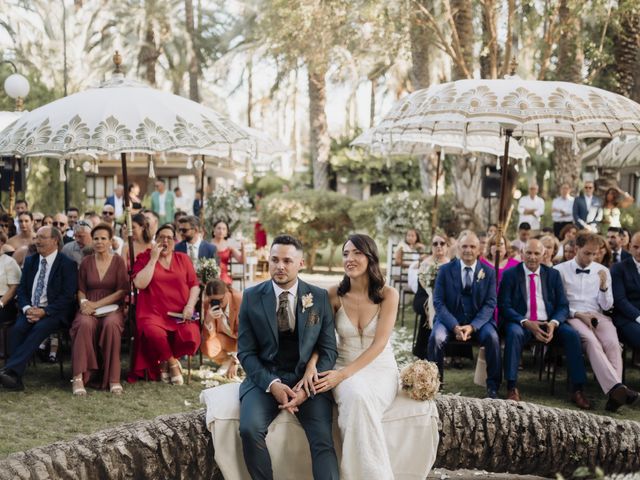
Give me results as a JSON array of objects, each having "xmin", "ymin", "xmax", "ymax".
[{"xmin": 333, "ymin": 304, "xmax": 399, "ymax": 479}]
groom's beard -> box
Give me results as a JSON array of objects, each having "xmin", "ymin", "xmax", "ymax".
[{"xmin": 271, "ymin": 272, "xmax": 297, "ymax": 287}]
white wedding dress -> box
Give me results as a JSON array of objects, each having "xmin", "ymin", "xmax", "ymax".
[{"xmin": 333, "ymin": 303, "xmax": 399, "ymax": 480}]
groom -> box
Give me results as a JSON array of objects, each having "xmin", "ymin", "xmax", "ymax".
[{"xmin": 238, "ymin": 235, "xmax": 339, "ymax": 480}]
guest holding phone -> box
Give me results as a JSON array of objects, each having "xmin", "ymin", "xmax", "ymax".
[
  {"xmin": 129, "ymin": 224, "xmax": 200, "ymax": 385},
  {"xmin": 201, "ymin": 278, "xmax": 242, "ymax": 378}
]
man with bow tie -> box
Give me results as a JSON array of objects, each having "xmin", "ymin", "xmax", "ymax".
[{"xmin": 555, "ymin": 232, "xmax": 638, "ymax": 411}]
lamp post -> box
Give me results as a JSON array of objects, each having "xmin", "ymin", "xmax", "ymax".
[{"xmin": 3, "ymin": 63, "xmax": 30, "ymax": 215}]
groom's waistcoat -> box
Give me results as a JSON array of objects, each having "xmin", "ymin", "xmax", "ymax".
[{"xmin": 274, "ymin": 327, "xmax": 300, "ymax": 375}]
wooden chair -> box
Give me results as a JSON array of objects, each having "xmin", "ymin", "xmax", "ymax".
[
  {"xmin": 394, "ymin": 250, "xmax": 420, "ymax": 326},
  {"xmin": 229, "ymin": 244, "xmax": 249, "ymax": 291}
]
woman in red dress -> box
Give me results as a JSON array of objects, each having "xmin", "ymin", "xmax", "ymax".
[
  {"xmin": 129, "ymin": 224, "xmax": 201, "ymax": 384},
  {"xmin": 211, "ymin": 220, "xmax": 244, "ymax": 285},
  {"xmin": 71, "ymin": 223, "xmax": 129, "ymax": 395}
]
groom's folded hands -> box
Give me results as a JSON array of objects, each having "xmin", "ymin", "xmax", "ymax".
[
  {"xmin": 270, "ymin": 382, "xmax": 297, "ymax": 407},
  {"xmin": 279, "ymin": 388, "xmax": 309, "ymax": 414}
]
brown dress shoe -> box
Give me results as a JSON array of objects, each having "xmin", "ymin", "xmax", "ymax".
[
  {"xmin": 571, "ymin": 390, "xmax": 592, "ymax": 410},
  {"xmin": 625, "ymin": 387, "xmax": 639, "ymax": 406},
  {"xmin": 507, "ymin": 388, "xmax": 521, "ymax": 402},
  {"xmin": 605, "ymin": 385, "xmax": 627, "ymax": 412}
]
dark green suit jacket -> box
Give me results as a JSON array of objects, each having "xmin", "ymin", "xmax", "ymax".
[{"xmin": 238, "ymin": 279, "xmax": 338, "ymax": 399}]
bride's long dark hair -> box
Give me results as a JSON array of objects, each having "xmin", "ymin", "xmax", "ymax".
[{"xmin": 337, "ymin": 234, "xmax": 385, "ymax": 304}]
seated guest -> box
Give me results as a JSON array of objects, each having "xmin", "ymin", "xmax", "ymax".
[
  {"xmin": 394, "ymin": 228, "xmax": 426, "ymax": 266},
  {"xmin": 211, "ymin": 220, "xmax": 244, "ymax": 286},
  {"xmin": 561, "ymin": 239, "xmax": 577, "ymax": 263},
  {"xmin": 71, "ymin": 224, "xmax": 129, "ymax": 396},
  {"xmin": 52, "ymin": 213, "xmax": 74, "ymax": 245},
  {"xmin": 621, "ymin": 228, "xmax": 631, "ymax": 251},
  {"xmin": 0, "ymin": 227, "xmax": 77, "ymax": 391},
  {"xmin": 611, "ymin": 231, "xmax": 640, "ymax": 351},
  {"xmin": 498, "ymin": 239, "xmax": 590, "ymax": 408},
  {"xmin": 427, "ymin": 231, "xmax": 501, "ymax": 398},
  {"xmin": 175, "ymin": 215, "xmax": 217, "ymax": 266},
  {"xmin": 0, "ymin": 230, "xmax": 21, "ymax": 328},
  {"xmin": 61, "ymin": 220, "xmax": 94, "ymax": 265},
  {"xmin": 539, "ymin": 234, "xmax": 560, "ymax": 266},
  {"xmin": 120, "ymin": 213, "xmax": 152, "ymax": 267},
  {"xmin": 511, "ymin": 222, "xmax": 531, "ymax": 255},
  {"xmin": 143, "ymin": 210, "xmax": 160, "ymax": 238},
  {"xmin": 408, "ymin": 232, "xmax": 450, "ymax": 359},
  {"xmin": 555, "ymin": 232, "xmax": 637, "ymax": 411},
  {"xmin": 7, "ymin": 211, "xmax": 35, "ymax": 250},
  {"xmin": 595, "ymin": 236, "xmax": 612, "ymax": 268},
  {"xmin": 202, "ymin": 278, "xmax": 242, "ymax": 378},
  {"xmin": 607, "ymin": 227, "xmax": 631, "ymax": 265},
  {"xmin": 557, "ymin": 224, "xmax": 578, "ymax": 260},
  {"xmin": 480, "ymin": 234, "xmax": 520, "ymax": 323},
  {"xmin": 130, "ymin": 224, "xmax": 200, "ymax": 385}
]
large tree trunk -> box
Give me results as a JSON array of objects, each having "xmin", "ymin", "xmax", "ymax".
[
  {"xmin": 553, "ymin": 0, "xmax": 583, "ymax": 192},
  {"xmin": 139, "ymin": 19, "xmax": 159, "ymax": 85},
  {"xmin": 185, "ymin": 0, "xmax": 199, "ymax": 102},
  {"xmin": 450, "ymin": 0, "xmax": 474, "ymax": 82},
  {"xmin": 1, "ymin": 398, "xmax": 639, "ymax": 479},
  {"xmin": 613, "ymin": 0, "xmax": 640, "ymax": 99},
  {"xmin": 307, "ymin": 60, "xmax": 331, "ymax": 191}
]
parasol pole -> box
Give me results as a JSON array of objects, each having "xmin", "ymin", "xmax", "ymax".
[
  {"xmin": 494, "ymin": 129, "xmax": 513, "ymax": 287},
  {"xmin": 431, "ymin": 150, "xmax": 442, "ymax": 237},
  {"xmin": 121, "ymin": 151, "xmax": 137, "ymax": 371},
  {"xmin": 199, "ymin": 154, "xmax": 205, "ymax": 235}
]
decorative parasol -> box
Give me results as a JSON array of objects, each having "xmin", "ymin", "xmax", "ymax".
[{"xmin": 372, "ymin": 76, "xmax": 640, "ymax": 280}]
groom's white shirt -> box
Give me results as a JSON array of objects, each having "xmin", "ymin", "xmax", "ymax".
[{"xmin": 267, "ymin": 279, "xmax": 299, "ymax": 392}]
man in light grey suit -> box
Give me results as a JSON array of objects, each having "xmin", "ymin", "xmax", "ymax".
[{"xmin": 238, "ymin": 234, "xmax": 339, "ymax": 480}]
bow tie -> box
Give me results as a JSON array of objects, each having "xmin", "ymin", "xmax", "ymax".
[{"xmin": 575, "ymin": 268, "xmax": 590, "ymax": 274}]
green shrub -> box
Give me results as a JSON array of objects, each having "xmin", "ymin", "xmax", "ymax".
[
  {"xmin": 204, "ymin": 188, "xmax": 253, "ymax": 238},
  {"xmin": 258, "ymin": 189, "xmax": 353, "ymax": 270}
]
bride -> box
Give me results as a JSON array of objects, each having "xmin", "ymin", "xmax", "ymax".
[{"xmin": 297, "ymin": 233, "xmax": 399, "ymax": 479}]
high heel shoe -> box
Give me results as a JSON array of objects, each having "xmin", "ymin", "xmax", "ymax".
[
  {"xmin": 160, "ymin": 361, "xmax": 170, "ymax": 384},
  {"xmin": 72, "ymin": 375, "xmax": 87, "ymax": 396},
  {"xmin": 168, "ymin": 360, "xmax": 184, "ymax": 386}
]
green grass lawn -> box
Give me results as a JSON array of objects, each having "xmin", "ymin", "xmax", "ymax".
[{"xmin": 1, "ymin": 314, "xmax": 639, "ymax": 458}]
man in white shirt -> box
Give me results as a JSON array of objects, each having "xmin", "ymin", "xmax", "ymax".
[
  {"xmin": 173, "ymin": 187, "xmax": 193, "ymax": 215},
  {"xmin": 555, "ymin": 232, "xmax": 638, "ymax": 411},
  {"xmin": 0, "ymin": 227, "xmax": 78, "ymax": 390},
  {"xmin": 551, "ymin": 182, "xmax": 575, "ymax": 237},
  {"xmin": 517, "ymin": 184, "xmax": 545, "ymax": 231}
]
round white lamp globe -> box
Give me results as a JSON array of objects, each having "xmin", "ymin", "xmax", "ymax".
[{"xmin": 4, "ymin": 73, "xmax": 30, "ymax": 99}]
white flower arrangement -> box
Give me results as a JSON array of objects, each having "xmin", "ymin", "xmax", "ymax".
[
  {"xmin": 196, "ymin": 258, "xmax": 220, "ymax": 284},
  {"xmin": 477, "ymin": 269, "xmax": 486, "ymax": 281},
  {"xmin": 301, "ymin": 293, "xmax": 314, "ymax": 312}
]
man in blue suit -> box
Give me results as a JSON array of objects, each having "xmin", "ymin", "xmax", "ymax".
[
  {"xmin": 427, "ymin": 231, "xmax": 501, "ymax": 398},
  {"xmin": 499, "ymin": 239, "xmax": 591, "ymax": 409},
  {"xmin": 238, "ymin": 235, "xmax": 339, "ymax": 480},
  {"xmin": 611, "ymin": 231, "xmax": 640, "ymax": 350},
  {"xmin": 573, "ymin": 180, "xmax": 603, "ymax": 231},
  {"xmin": 174, "ymin": 216, "xmax": 216, "ymax": 266},
  {"xmin": 0, "ymin": 227, "xmax": 77, "ymax": 391}
]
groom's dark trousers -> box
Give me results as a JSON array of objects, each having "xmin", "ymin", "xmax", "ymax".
[{"xmin": 238, "ymin": 279, "xmax": 339, "ymax": 480}]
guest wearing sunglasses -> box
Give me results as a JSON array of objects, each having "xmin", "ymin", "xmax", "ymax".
[
  {"xmin": 175, "ymin": 216, "xmax": 216, "ymax": 266},
  {"xmin": 32, "ymin": 212, "xmax": 45, "ymax": 231},
  {"xmin": 51, "ymin": 213, "xmax": 74, "ymax": 245}
]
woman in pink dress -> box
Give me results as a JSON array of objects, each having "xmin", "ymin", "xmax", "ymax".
[
  {"xmin": 480, "ymin": 234, "xmax": 520, "ymax": 323},
  {"xmin": 71, "ymin": 223, "xmax": 129, "ymax": 395},
  {"xmin": 211, "ymin": 220, "xmax": 244, "ymax": 285},
  {"xmin": 129, "ymin": 224, "xmax": 201, "ymax": 384}
]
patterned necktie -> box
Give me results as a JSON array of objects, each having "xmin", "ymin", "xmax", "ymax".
[
  {"xmin": 612, "ymin": 251, "xmax": 618, "ymax": 263},
  {"xmin": 33, "ymin": 258, "xmax": 48, "ymax": 307},
  {"xmin": 277, "ymin": 291, "xmax": 291, "ymax": 332},
  {"xmin": 188, "ymin": 244, "xmax": 197, "ymax": 264},
  {"xmin": 528, "ymin": 273, "xmax": 538, "ymax": 322},
  {"xmin": 463, "ymin": 266, "xmax": 473, "ymax": 290}
]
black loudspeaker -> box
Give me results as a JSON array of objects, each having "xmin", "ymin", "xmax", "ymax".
[
  {"xmin": 0, "ymin": 157, "xmax": 25, "ymax": 192},
  {"xmin": 482, "ymin": 164, "xmax": 501, "ymax": 199}
]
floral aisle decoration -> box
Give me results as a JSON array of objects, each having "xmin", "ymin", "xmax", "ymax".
[
  {"xmin": 400, "ymin": 360, "xmax": 440, "ymax": 401},
  {"xmin": 204, "ymin": 187, "xmax": 253, "ymax": 237},
  {"xmin": 375, "ymin": 191, "xmax": 431, "ymax": 240},
  {"xmin": 196, "ymin": 258, "xmax": 220, "ymax": 285}
]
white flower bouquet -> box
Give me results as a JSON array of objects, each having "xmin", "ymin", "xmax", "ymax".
[
  {"xmin": 400, "ymin": 360, "xmax": 440, "ymax": 401},
  {"xmin": 196, "ymin": 258, "xmax": 220, "ymax": 284}
]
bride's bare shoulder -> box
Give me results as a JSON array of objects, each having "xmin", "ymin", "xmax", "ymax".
[
  {"xmin": 327, "ymin": 285, "xmax": 341, "ymax": 310},
  {"xmin": 381, "ymin": 285, "xmax": 399, "ymax": 303}
]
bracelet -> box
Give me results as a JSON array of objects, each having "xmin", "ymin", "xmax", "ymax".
[
  {"xmin": 80, "ymin": 299, "xmax": 88, "ymax": 304},
  {"xmin": 599, "ymin": 287, "xmax": 608, "ymax": 292}
]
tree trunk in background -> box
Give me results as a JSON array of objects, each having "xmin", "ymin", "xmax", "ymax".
[
  {"xmin": 139, "ymin": 1, "xmax": 159, "ymax": 87},
  {"xmin": 480, "ymin": 0, "xmax": 499, "ymax": 80},
  {"xmin": 449, "ymin": 0, "xmax": 482, "ymax": 229},
  {"xmin": 308, "ymin": 60, "xmax": 330, "ymax": 191},
  {"xmin": 2, "ymin": 399, "xmax": 640, "ymax": 479},
  {"xmin": 553, "ymin": 0, "xmax": 583, "ymax": 192},
  {"xmin": 613, "ymin": 0, "xmax": 640, "ymax": 99},
  {"xmin": 185, "ymin": 0, "xmax": 199, "ymax": 102},
  {"xmin": 410, "ymin": 0, "xmax": 438, "ymax": 196}
]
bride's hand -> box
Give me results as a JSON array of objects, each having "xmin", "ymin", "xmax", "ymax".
[
  {"xmin": 314, "ymin": 370, "xmax": 345, "ymax": 393},
  {"xmin": 295, "ymin": 365, "xmax": 318, "ymax": 397}
]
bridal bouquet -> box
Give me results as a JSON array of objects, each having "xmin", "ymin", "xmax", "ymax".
[
  {"xmin": 418, "ymin": 261, "xmax": 440, "ymax": 291},
  {"xmin": 400, "ymin": 360, "xmax": 440, "ymax": 401},
  {"xmin": 196, "ymin": 258, "xmax": 220, "ymax": 285}
]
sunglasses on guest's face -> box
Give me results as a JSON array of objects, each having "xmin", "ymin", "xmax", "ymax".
[
  {"xmin": 432, "ymin": 241, "xmax": 446, "ymax": 247},
  {"xmin": 52, "ymin": 221, "xmax": 66, "ymax": 227},
  {"xmin": 178, "ymin": 227, "xmax": 191, "ymax": 233},
  {"xmin": 0, "ymin": 223, "xmax": 7, "ymax": 228},
  {"xmin": 102, "ymin": 211, "xmax": 114, "ymax": 216}
]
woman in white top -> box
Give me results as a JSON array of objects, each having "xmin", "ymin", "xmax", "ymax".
[{"xmin": 0, "ymin": 231, "xmax": 21, "ymax": 324}]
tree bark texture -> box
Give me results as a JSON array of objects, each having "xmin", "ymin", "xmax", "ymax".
[
  {"xmin": 435, "ymin": 395, "xmax": 640, "ymax": 477},
  {"xmin": 553, "ymin": 0, "xmax": 583, "ymax": 191},
  {"xmin": 307, "ymin": 63, "xmax": 331, "ymax": 191},
  {"xmin": 185, "ymin": 0, "xmax": 200, "ymax": 102},
  {"xmin": 450, "ymin": 0, "xmax": 474, "ymax": 81},
  {"xmin": 0, "ymin": 409, "xmax": 221, "ymax": 480},
  {"xmin": 410, "ymin": 0, "xmax": 433, "ymax": 91},
  {"xmin": 613, "ymin": 0, "xmax": 640, "ymax": 99},
  {"xmin": 1, "ymin": 398, "xmax": 640, "ymax": 479},
  {"xmin": 451, "ymin": 156, "xmax": 485, "ymax": 230}
]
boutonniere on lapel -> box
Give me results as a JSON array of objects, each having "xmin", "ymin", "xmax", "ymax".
[
  {"xmin": 477, "ymin": 269, "xmax": 486, "ymax": 282},
  {"xmin": 302, "ymin": 293, "xmax": 314, "ymax": 312}
]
